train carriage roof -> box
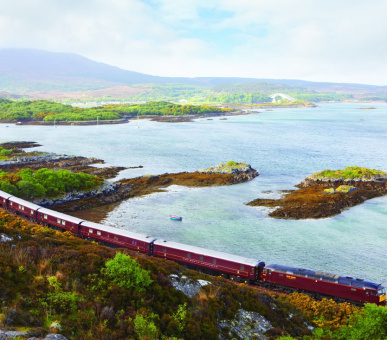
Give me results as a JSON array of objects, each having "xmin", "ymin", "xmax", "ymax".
[
  {"xmin": 80, "ymin": 221, "xmax": 156, "ymax": 243},
  {"xmin": 8, "ymin": 196, "xmax": 42, "ymax": 211},
  {"xmin": 154, "ymin": 239, "xmax": 261, "ymax": 267},
  {"xmin": 37, "ymin": 207, "xmax": 85, "ymax": 225},
  {"xmin": 266, "ymin": 264, "xmax": 382, "ymax": 290},
  {"xmin": 0, "ymin": 190, "xmax": 13, "ymax": 200}
]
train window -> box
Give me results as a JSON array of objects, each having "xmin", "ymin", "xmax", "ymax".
[
  {"xmin": 62, "ymin": 221, "xmax": 65, "ymax": 225},
  {"xmin": 351, "ymin": 288, "xmax": 357, "ymax": 291},
  {"xmin": 263, "ymin": 269, "xmax": 267, "ymax": 274},
  {"xmin": 44, "ymin": 214, "xmax": 47, "ymax": 219},
  {"xmin": 97, "ymin": 231, "xmax": 101, "ymax": 236},
  {"xmin": 240, "ymin": 265, "xmax": 244, "ymax": 271},
  {"xmin": 213, "ymin": 259, "xmax": 216, "ymax": 264},
  {"xmin": 89, "ymin": 229, "xmax": 93, "ymax": 233},
  {"xmin": 279, "ymin": 274, "xmax": 284, "ymax": 277},
  {"xmin": 114, "ymin": 236, "xmax": 118, "ymax": 241},
  {"xmin": 251, "ymin": 268, "xmax": 254, "ymax": 273},
  {"xmin": 31, "ymin": 211, "xmax": 33, "ymax": 215},
  {"xmin": 163, "ymin": 248, "xmax": 166, "ymax": 253},
  {"xmin": 371, "ymin": 290, "xmax": 377, "ymax": 295},
  {"xmin": 187, "ymin": 253, "xmax": 191, "ymax": 258},
  {"xmin": 10, "ymin": 202, "xmax": 12, "ymax": 206},
  {"xmin": 57, "ymin": 219, "xmax": 61, "ymax": 223},
  {"xmin": 199, "ymin": 256, "xmax": 203, "ymax": 261}
]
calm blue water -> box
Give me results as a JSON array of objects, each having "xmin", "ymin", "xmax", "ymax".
[{"xmin": 1, "ymin": 103, "xmax": 386, "ymax": 285}]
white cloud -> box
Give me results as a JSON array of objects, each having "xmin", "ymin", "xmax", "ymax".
[{"xmin": 0, "ymin": 0, "xmax": 387, "ymax": 84}]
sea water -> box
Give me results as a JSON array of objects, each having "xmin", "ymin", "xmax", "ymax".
[{"xmin": 1, "ymin": 103, "xmax": 386, "ymax": 285}]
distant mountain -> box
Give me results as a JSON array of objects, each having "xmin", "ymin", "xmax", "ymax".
[
  {"xmin": 1, "ymin": 48, "xmax": 387, "ymax": 95},
  {"xmin": 0, "ymin": 48, "xmax": 171, "ymax": 93}
]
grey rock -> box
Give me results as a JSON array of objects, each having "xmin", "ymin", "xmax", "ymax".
[
  {"xmin": 0, "ymin": 330, "xmax": 28, "ymax": 339},
  {"xmin": 43, "ymin": 334, "xmax": 68, "ymax": 340},
  {"xmin": 0, "ymin": 234, "xmax": 13, "ymax": 243},
  {"xmin": 170, "ymin": 275, "xmax": 210, "ymax": 298},
  {"xmin": 218, "ymin": 309, "xmax": 272, "ymax": 340}
]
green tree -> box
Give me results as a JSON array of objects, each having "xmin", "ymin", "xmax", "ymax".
[
  {"xmin": 0, "ymin": 181, "xmax": 18, "ymax": 195},
  {"xmin": 103, "ymin": 252, "xmax": 153, "ymax": 292},
  {"xmin": 18, "ymin": 180, "xmax": 46, "ymax": 198}
]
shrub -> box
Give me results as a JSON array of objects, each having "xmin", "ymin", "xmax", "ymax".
[
  {"xmin": 103, "ymin": 252, "xmax": 153, "ymax": 292},
  {"xmin": 133, "ymin": 313, "xmax": 159, "ymax": 340},
  {"xmin": 335, "ymin": 303, "xmax": 387, "ymax": 340}
]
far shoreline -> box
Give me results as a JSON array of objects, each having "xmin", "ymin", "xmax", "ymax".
[{"xmin": 0, "ymin": 102, "xmax": 317, "ymax": 126}]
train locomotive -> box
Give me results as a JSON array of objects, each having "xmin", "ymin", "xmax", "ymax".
[{"xmin": 1, "ymin": 189, "xmax": 386, "ymax": 306}]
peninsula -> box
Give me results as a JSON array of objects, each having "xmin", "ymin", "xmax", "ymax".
[{"xmin": 0, "ymin": 143, "xmax": 258, "ymax": 221}]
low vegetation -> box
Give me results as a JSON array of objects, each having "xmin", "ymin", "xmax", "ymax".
[
  {"xmin": 312, "ymin": 166, "xmax": 387, "ymax": 180},
  {"xmin": 0, "ymin": 147, "xmax": 13, "ymax": 160},
  {"xmin": 0, "ymin": 209, "xmax": 385, "ymax": 339},
  {"xmin": 279, "ymin": 294, "xmax": 387, "ymax": 340},
  {"xmin": 0, "ymin": 168, "xmax": 103, "ymax": 199},
  {"xmin": 0, "ymin": 209, "xmax": 308, "ymax": 339},
  {"xmin": 198, "ymin": 161, "xmax": 250, "ymax": 174},
  {"xmin": 121, "ymin": 101, "xmax": 233, "ymax": 116}
]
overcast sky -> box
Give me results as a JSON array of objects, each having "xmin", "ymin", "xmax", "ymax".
[{"xmin": 1, "ymin": 0, "xmax": 386, "ymax": 85}]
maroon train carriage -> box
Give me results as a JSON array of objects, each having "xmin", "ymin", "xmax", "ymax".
[
  {"xmin": 0, "ymin": 190, "xmax": 13, "ymax": 209},
  {"xmin": 7, "ymin": 196, "xmax": 41, "ymax": 220},
  {"xmin": 79, "ymin": 221, "xmax": 156, "ymax": 254},
  {"xmin": 262, "ymin": 264, "xmax": 387, "ymax": 306},
  {"xmin": 37, "ymin": 207, "xmax": 84, "ymax": 233},
  {"xmin": 153, "ymin": 239, "xmax": 265, "ymax": 282}
]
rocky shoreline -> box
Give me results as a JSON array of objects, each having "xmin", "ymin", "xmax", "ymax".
[
  {"xmin": 247, "ymin": 170, "xmax": 387, "ymax": 219},
  {"xmin": 0, "ymin": 142, "xmax": 258, "ymax": 222},
  {"xmin": 14, "ymin": 119, "xmax": 129, "ymax": 126},
  {"xmin": 55, "ymin": 166, "xmax": 259, "ymax": 222},
  {"xmin": 147, "ymin": 110, "xmax": 249, "ymax": 123},
  {"xmin": 0, "ymin": 141, "xmax": 131, "ymax": 179}
]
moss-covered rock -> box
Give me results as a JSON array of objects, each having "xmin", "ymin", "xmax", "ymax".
[
  {"xmin": 310, "ymin": 166, "xmax": 387, "ymax": 181},
  {"xmin": 336, "ymin": 185, "xmax": 357, "ymax": 193},
  {"xmin": 324, "ymin": 186, "xmax": 357, "ymax": 194},
  {"xmin": 198, "ymin": 161, "xmax": 252, "ymax": 174}
]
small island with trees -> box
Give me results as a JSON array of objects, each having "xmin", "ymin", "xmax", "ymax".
[
  {"xmin": 0, "ymin": 99, "xmax": 237, "ymax": 124},
  {"xmin": 247, "ymin": 166, "xmax": 387, "ymax": 219}
]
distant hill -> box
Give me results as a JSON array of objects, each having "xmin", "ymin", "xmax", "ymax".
[
  {"xmin": 1, "ymin": 48, "xmax": 387, "ymax": 96},
  {"xmin": 0, "ymin": 91, "xmax": 25, "ymax": 99}
]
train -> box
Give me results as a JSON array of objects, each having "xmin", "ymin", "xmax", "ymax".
[{"xmin": 1, "ymin": 189, "xmax": 386, "ymax": 306}]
